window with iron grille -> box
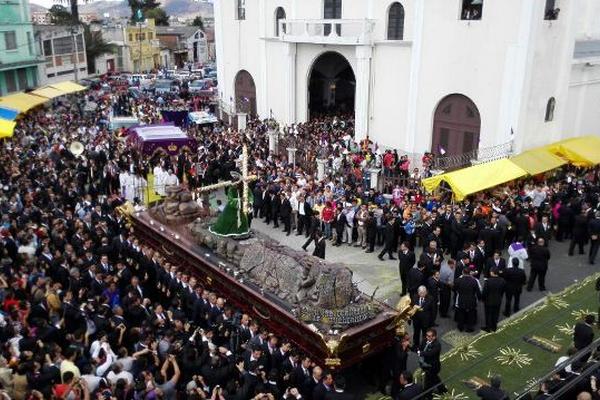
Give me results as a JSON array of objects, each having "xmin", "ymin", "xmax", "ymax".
[
  {"xmin": 43, "ymin": 39, "xmax": 52, "ymax": 56},
  {"xmin": 53, "ymin": 36, "xmax": 73, "ymax": 55},
  {"xmin": 4, "ymin": 31, "xmax": 16, "ymax": 50}
]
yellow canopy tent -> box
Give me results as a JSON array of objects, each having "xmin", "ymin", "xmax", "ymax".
[
  {"xmin": 510, "ymin": 147, "xmax": 567, "ymax": 176},
  {"xmin": 0, "ymin": 119, "xmax": 16, "ymax": 139},
  {"xmin": 48, "ymin": 81, "xmax": 87, "ymax": 94},
  {"xmin": 545, "ymin": 135, "xmax": 600, "ymax": 167},
  {"xmin": 31, "ymin": 86, "xmax": 68, "ymax": 99},
  {"xmin": 422, "ymin": 158, "xmax": 528, "ymax": 200},
  {"xmin": 0, "ymin": 92, "xmax": 48, "ymax": 113}
]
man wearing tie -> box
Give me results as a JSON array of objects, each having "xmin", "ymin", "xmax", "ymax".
[
  {"xmin": 291, "ymin": 356, "xmax": 312, "ymax": 388},
  {"xmin": 534, "ymin": 215, "xmax": 552, "ymax": 246},
  {"xmin": 484, "ymin": 251, "xmax": 506, "ymax": 278},
  {"xmin": 418, "ymin": 328, "xmax": 444, "ymax": 394},
  {"xmin": 412, "ymin": 286, "xmax": 433, "ymax": 349},
  {"xmin": 398, "ymin": 242, "xmax": 415, "ymax": 296},
  {"xmin": 482, "ymin": 267, "xmax": 506, "ymax": 332}
]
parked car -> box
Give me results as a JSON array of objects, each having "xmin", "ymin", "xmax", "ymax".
[
  {"xmin": 153, "ymin": 79, "xmax": 178, "ymax": 95},
  {"xmin": 188, "ymin": 79, "xmax": 209, "ymax": 93}
]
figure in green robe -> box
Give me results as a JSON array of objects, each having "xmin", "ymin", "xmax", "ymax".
[{"xmin": 209, "ymin": 183, "xmax": 253, "ymax": 239}]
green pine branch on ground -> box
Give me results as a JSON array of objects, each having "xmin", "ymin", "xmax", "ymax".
[
  {"xmin": 439, "ymin": 273, "xmax": 600, "ymax": 398},
  {"xmin": 364, "ymin": 273, "xmax": 600, "ymax": 399}
]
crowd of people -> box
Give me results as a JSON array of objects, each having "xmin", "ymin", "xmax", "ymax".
[
  {"xmin": 1, "ymin": 73, "xmax": 600, "ymax": 400},
  {"xmin": 0, "ymin": 85, "xmax": 379, "ymax": 400}
]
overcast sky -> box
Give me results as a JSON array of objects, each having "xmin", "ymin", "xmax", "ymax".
[{"xmin": 30, "ymin": 0, "xmax": 212, "ymax": 10}]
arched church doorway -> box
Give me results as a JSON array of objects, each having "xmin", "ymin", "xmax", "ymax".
[
  {"xmin": 431, "ymin": 94, "xmax": 481, "ymax": 157},
  {"xmin": 308, "ymin": 52, "xmax": 355, "ymax": 118},
  {"xmin": 234, "ymin": 70, "xmax": 257, "ymax": 115}
]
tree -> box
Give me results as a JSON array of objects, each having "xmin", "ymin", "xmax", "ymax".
[
  {"xmin": 191, "ymin": 15, "xmax": 204, "ymax": 30},
  {"xmin": 48, "ymin": 4, "xmax": 73, "ymax": 25},
  {"xmin": 128, "ymin": 0, "xmax": 161, "ymax": 21},
  {"xmin": 84, "ymin": 25, "xmax": 116, "ymax": 75},
  {"xmin": 145, "ymin": 7, "xmax": 169, "ymax": 26},
  {"xmin": 53, "ymin": 0, "xmax": 87, "ymax": 24}
]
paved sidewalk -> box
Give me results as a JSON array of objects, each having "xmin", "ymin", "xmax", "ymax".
[{"xmin": 249, "ymin": 216, "xmax": 403, "ymax": 306}]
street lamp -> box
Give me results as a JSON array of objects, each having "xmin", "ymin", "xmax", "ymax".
[{"xmin": 71, "ymin": 26, "xmax": 79, "ymax": 82}]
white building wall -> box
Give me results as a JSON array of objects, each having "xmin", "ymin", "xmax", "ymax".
[{"xmin": 216, "ymin": 0, "xmax": 600, "ymax": 154}]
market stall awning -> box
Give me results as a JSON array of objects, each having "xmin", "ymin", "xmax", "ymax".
[
  {"xmin": 510, "ymin": 147, "xmax": 567, "ymax": 176},
  {"xmin": 422, "ymin": 158, "xmax": 528, "ymax": 200},
  {"xmin": 31, "ymin": 86, "xmax": 68, "ymax": 99},
  {"xmin": 0, "ymin": 92, "xmax": 48, "ymax": 113},
  {"xmin": 48, "ymin": 81, "xmax": 87, "ymax": 94},
  {"xmin": 0, "ymin": 119, "xmax": 16, "ymax": 139},
  {"xmin": 545, "ymin": 135, "xmax": 600, "ymax": 167}
]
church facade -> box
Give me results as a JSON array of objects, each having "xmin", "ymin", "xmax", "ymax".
[{"xmin": 214, "ymin": 0, "xmax": 600, "ymax": 156}]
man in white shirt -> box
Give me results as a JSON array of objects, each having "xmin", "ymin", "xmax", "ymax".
[
  {"xmin": 106, "ymin": 362, "xmax": 134, "ymax": 386},
  {"xmin": 153, "ymin": 163, "xmax": 166, "ymax": 196},
  {"xmin": 163, "ymin": 169, "xmax": 179, "ymax": 190}
]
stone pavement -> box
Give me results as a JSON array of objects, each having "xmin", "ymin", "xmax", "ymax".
[{"xmin": 249, "ymin": 216, "xmax": 403, "ymax": 305}]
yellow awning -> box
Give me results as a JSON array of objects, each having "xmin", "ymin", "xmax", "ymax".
[
  {"xmin": 510, "ymin": 147, "xmax": 567, "ymax": 176},
  {"xmin": 0, "ymin": 93, "xmax": 48, "ymax": 113},
  {"xmin": 545, "ymin": 135, "xmax": 600, "ymax": 167},
  {"xmin": 422, "ymin": 158, "xmax": 528, "ymax": 200},
  {"xmin": 48, "ymin": 81, "xmax": 87, "ymax": 94},
  {"xmin": 31, "ymin": 86, "xmax": 67, "ymax": 99},
  {"xmin": 0, "ymin": 119, "xmax": 16, "ymax": 139}
]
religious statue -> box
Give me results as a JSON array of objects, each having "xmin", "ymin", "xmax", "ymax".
[
  {"xmin": 209, "ymin": 180, "xmax": 253, "ymax": 239},
  {"xmin": 149, "ymin": 186, "xmax": 207, "ymax": 225},
  {"xmin": 205, "ymin": 134, "xmax": 256, "ymax": 239}
]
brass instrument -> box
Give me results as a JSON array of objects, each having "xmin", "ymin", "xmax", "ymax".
[{"xmin": 69, "ymin": 141, "xmax": 85, "ymax": 159}]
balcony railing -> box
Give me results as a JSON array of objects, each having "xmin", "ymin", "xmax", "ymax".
[{"xmin": 278, "ymin": 19, "xmax": 375, "ymax": 45}]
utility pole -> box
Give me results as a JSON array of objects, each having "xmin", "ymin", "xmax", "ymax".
[
  {"xmin": 135, "ymin": 9, "xmax": 143, "ymax": 73},
  {"xmin": 138, "ymin": 21, "xmax": 142, "ymax": 72}
]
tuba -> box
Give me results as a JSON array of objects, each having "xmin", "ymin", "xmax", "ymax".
[{"xmin": 69, "ymin": 141, "xmax": 85, "ymax": 158}]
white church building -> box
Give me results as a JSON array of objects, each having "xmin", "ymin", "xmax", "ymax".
[{"xmin": 214, "ymin": 0, "xmax": 600, "ymax": 158}]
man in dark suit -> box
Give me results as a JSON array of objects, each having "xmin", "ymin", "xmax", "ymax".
[
  {"xmin": 378, "ymin": 216, "xmax": 397, "ymax": 260},
  {"xmin": 312, "ymin": 231, "xmax": 326, "ymax": 260},
  {"xmin": 290, "ymin": 356, "xmax": 312, "ymax": 388},
  {"xmin": 476, "ymin": 375, "xmax": 509, "ymax": 400},
  {"xmin": 312, "ymin": 371, "xmax": 334, "ymax": 400},
  {"xmin": 396, "ymin": 370, "xmax": 423, "ymax": 400},
  {"xmin": 297, "ymin": 196, "xmax": 313, "ymax": 238},
  {"xmin": 324, "ymin": 376, "xmax": 356, "ymax": 400},
  {"xmin": 252, "ymin": 183, "xmax": 264, "ymax": 218},
  {"xmin": 527, "ymin": 237, "xmax": 551, "ymax": 292},
  {"xmin": 407, "ymin": 263, "xmax": 426, "ymax": 299},
  {"xmin": 263, "ymin": 189, "xmax": 273, "ymax": 225},
  {"xmin": 484, "ymin": 251, "xmax": 506, "ymax": 278},
  {"xmin": 449, "ymin": 212, "xmax": 464, "ymax": 258},
  {"xmin": 589, "ymin": 212, "xmax": 600, "ymax": 265},
  {"xmin": 454, "ymin": 267, "xmax": 481, "ymax": 332},
  {"xmin": 534, "ymin": 215, "xmax": 552, "ymax": 246},
  {"xmin": 569, "ymin": 210, "xmax": 588, "ymax": 256},
  {"xmin": 418, "ymin": 328, "xmax": 444, "ymax": 393},
  {"xmin": 412, "ymin": 286, "xmax": 433, "ymax": 349},
  {"xmin": 573, "ymin": 314, "xmax": 595, "ymax": 352},
  {"xmin": 426, "ymin": 271, "xmax": 441, "ymax": 326},
  {"xmin": 279, "ymin": 192, "xmax": 292, "ymax": 234},
  {"xmin": 398, "ymin": 241, "xmax": 415, "ymax": 296},
  {"xmin": 503, "ymin": 257, "xmax": 527, "ymax": 317},
  {"xmin": 482, "ymin": 267, "xmax": 505, "ymax": 332}
]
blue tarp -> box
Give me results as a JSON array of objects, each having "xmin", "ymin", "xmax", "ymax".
[{"xmin": 0, "ymin": 107, "xmax": 19, "ymax": 121}]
